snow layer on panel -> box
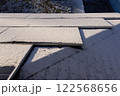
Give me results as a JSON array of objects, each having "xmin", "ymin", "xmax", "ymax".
[
  {"xmin": 0, "ymin": 13, "xmax": 30, "ymax": 18},
  {"xmin": 0, "ymin": 27, "xmax": 82, "ymax": 45},
  {"xmin": 107, "ymin": 20, "xmax": 120, "ymax": 26},
  {"xmin": 19, "ymin": 24, "xmax": 120, "ymax": 80},
  {"xmin": 0, "ymin": 44, "xmax": 32, "ymax": 67},
  {"xmin": 26, "ymin": 13, "xmax": 120, "ymax": 19},
  {"xmin": 19, "ymin": 47, "xmax": 80, "ymax": 79},
  {"xmin": 81, "ymin": 29, "xmax": 113, "ymax": 48},
  {"xmin": 0, "ymin": 27, "xmax": 8, "ymax": 34},
  {"xmin": 0, "ymin": 18, "xmax": 112, "ymax": 28}
]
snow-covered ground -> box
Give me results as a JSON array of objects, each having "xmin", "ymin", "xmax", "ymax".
[
  {"xmin": 0, "ymin": 0, "xmax": 113, "ymax": 13},
  {"xmin": 0, "ymin": 13, "xmax": 120, "ymax": 80},
  {"xmin": 0, "ymin": 0, "xmax": 72, "ymax": 13}
]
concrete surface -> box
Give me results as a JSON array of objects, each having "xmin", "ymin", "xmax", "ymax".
[{"xmin": 0, "ymin": 27, "xmax": 82, "ymax": 45}]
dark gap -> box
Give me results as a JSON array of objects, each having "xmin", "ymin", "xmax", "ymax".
[
  {"xmin": 0, "ymin": 41, "xmax": 81, "ymax": 47},
  {"xmin": 0, "ymin": 26, "xmax": 113, "ymax": 29},
  {"xmin": 83, "ymin": 0, "xmax": 114, "ymax": 13},
  {"xmin": 105, "ymin": 18, "xmax": 120, "ymax": 20},
  {"xmin": 0, "ymin": 66, "xmax": 15, "ymax": 80},
  {"xmin": 79, "ymin": 28, "xmax": 86, "ymax": 43}
]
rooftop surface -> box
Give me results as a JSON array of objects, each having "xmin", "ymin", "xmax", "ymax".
[{"xmin": 0, "ymin": 13, "xmax": 120, "ymax": 80}]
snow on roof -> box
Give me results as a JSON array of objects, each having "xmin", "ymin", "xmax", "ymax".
[{"xmin": 0, "ymin": 13, "xmax": 120, "ymax": 80}]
